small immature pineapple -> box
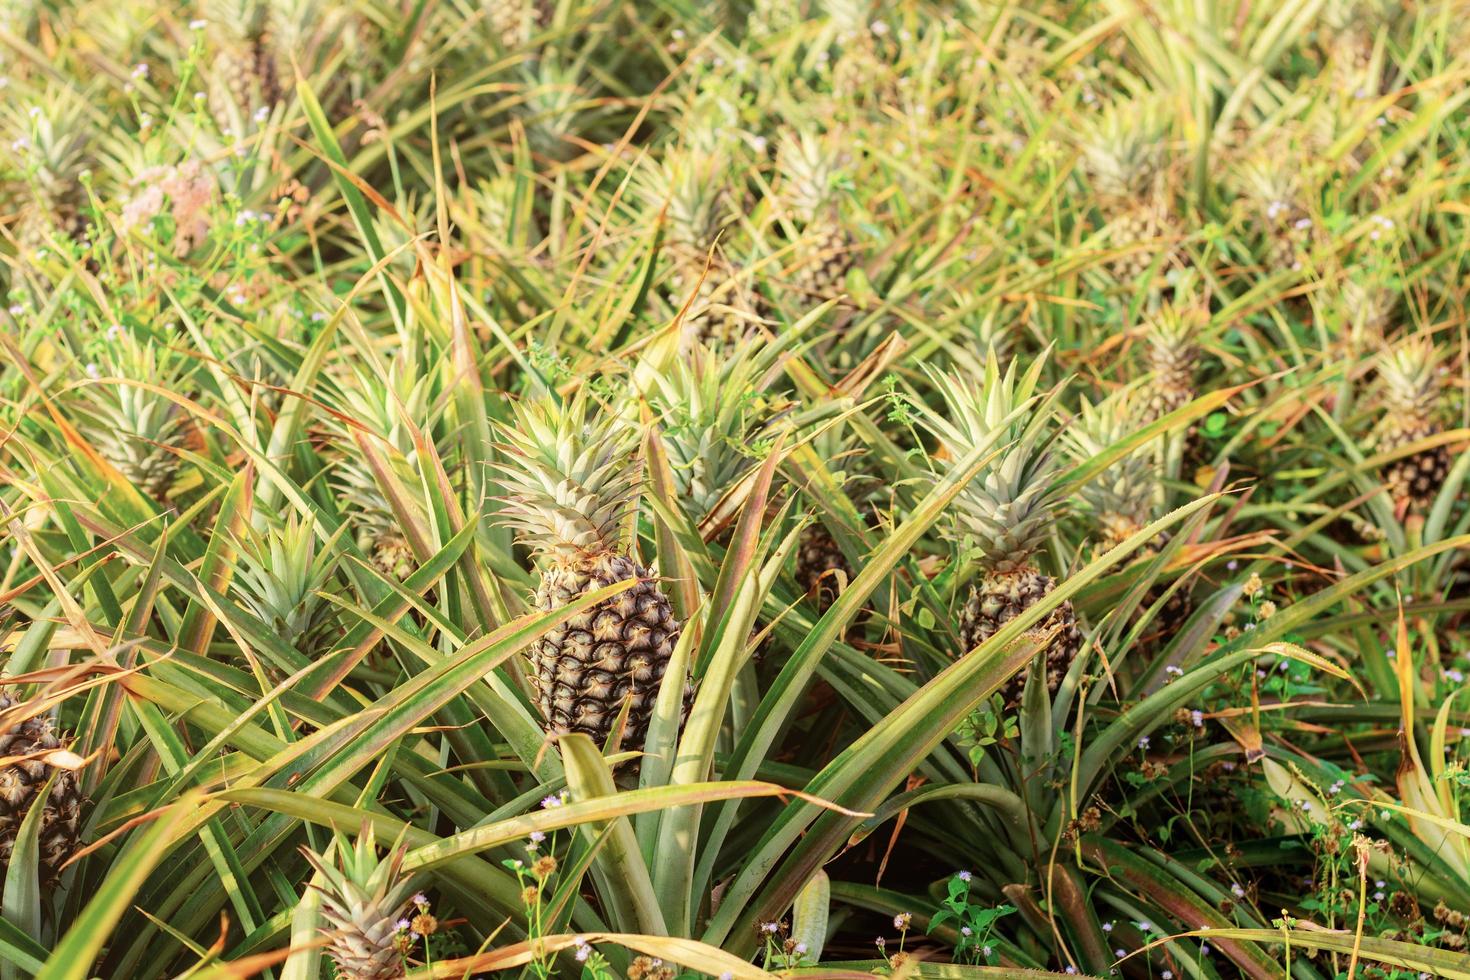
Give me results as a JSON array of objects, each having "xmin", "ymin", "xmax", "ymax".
[
  {"xmin": 302, "ymin": 824, "xmax": 417, "ymax": 980},
  {"xmin": 1320, "ymin": 0, "xmax": 1394, "ymax": 98},
  {"xmin": 635, "ymin": 148, "xmax": 764, "ymax": 347},
  {"xmin": 493, "ymin": 393, "xmax": 685, "ymax": 750},
  {"xmin": 202, "ymin": 0, "xmax": 285, "ymax": 136},
  {"xmin": 642, "ymin": 342, "xmax": 782, "ymax": 534},
  {"xmin": 1232, "ymin": 150, "xmax": 1315, "ymax": 275},
  {"xmin": 2, "ymin": 89, "xmax": 94, "ymax": 255},
  {"xmin": 776, "ymin": 130, "xmax": 856, "ymax": 301},
  {"xmin": 1139, "ymin": 300, "xmax": 1205, "ymax": 426},
  {"xmin": 231, "ymin": 516, "xmax": 343, "ymax": 658},
  {"xmin": 0, "ymin": 694, "xmax": 84, "ymax": 888},
  {"xmin": 919, "ymin": 355, "xmax": 1083, "ymax": 705},
  {"xmin": 1079, "ymin": 100, "xmax": 1174, "ymax": 282},
  {"xmin": 1375, "ymin": 338, "xmax": 1452, "ymax": 510},
  {"xmin": 1065, "ymin": 391, "xmax": 1192, "ymax": 636},
  {"xmin": 324, "ymin": 364, "xmax": 442, "ymax": 580}
]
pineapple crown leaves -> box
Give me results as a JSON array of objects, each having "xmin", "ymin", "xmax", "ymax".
[
  {"xmin": 230, "ymin": 515, "xmax": 345, "ymax": 649},
  {"xmin": 1063, "ymin": 388, "xmax": 1158, "ymax": 539},
  {"xmin": 775, "ymin": 128, "xmax": 849, "ymax": 222},
  {"xmin": 1077, "ymin": 97, "xmax": 1167, "ymax": 200},
  {"xmin": 301, "ymin": 822, "xmax": 418, "ymax": 951},
  {"xmin": 199, "ymin": 0, "xmax": 271, "ymax": 40},
  {"xmin": 491, "ymin": 391, "xmax": 641, "ymax": 561},
  {"xmin": 916, "ymin": 350, "xmax": 1067, "ymax": 570},
  {"xmin": 1, "ymin": 87, "xmax": 93, "ymax": 187},
  {"xmin": 643, "ymin": 342, "xmax": 782, "ymax": 519},
  {"xmin": 632, "ymin": 147, "xmax": 732, "ymax": 255},
  {"xmin": 1144, "ymin": 299, "xmax": 1206, "ymax": 369},
  {"xmin": 1377, "ymin": 336, "xmax": 1441, "ymax": 422}
]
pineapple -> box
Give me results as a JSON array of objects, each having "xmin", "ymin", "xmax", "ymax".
[
  {"xmin": 1065, "ymin": 391, "xmax": 1192, "ymax": 637},
  {"xmin": 641, "ymin": 342, "xmax": 781, "ymax": 533},
  {"xmin": 492, "ymin": 392, "xmax": 684, "ymax": 749},
  {"xmin": 301, "ymin": 824, "xmax": 417, "ymax": 980},
  {"xmin": 1139, "ymin": 300, "xmax": 1205, "ymax": 425},
  {"xmin": 1232, "ymin": 150, "xmax": 1314, "ymax": 275},
  {"xmin": 1321, "ymin": 0, "xmax": 1394, "ymax": 97},
  {"xmin": 2, "ymin": 89, "xmax": 93, "ymax": 255},
  {"xmin": 776, "ymin": 130, "xmax": 856, "ymax": 301},
  {"xmin": 74, "ymin": 338, "xmax": 193, "ymax": 502},
  {"xmin": 0, "ymin": 694, "xmax": 84, "ymax": 887},
  {"xmin": 486, "ymin": 0, "xmax": 551, "ymax": 48},
  {"xmin": 919, "ymin": 356, "xmax": 1082, "ymax": 705},
  {"xmin": 202, "ymin": 0, "xmax": 284, "ymax": 137},
  {"xmin": 1079, "ymin": 100, "xmax": 1174, "ymax": 282},
  {"xmin": 1375, "ymin": 338, "xmax": 1451, "ymax": 510},
  {"xmin": 634, "ymin": 149, "xmax": 763, "ymax": 347},
  {"xmin": 323, "ymin": 364, "xmax": 441, "ymax": 581}
]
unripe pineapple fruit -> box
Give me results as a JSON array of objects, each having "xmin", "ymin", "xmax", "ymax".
[
  {"xmin": 634, "ymin": 147, "xmax": 764, "ymax": 345},
  {"xmin": 302, "ymin": 824, "xmax": 417, "ymax": 980},
  {"xmin": 1375, "ymin": 338, "xmax": 1451, "ymax": 510},
  {"xmin": 1079, "ymin": 99, "xmax": 1174, "ymax": 282},
  {"xmin": 776, "ymin": 130, "xmax": 857, "ymax": 300},
  {"xmin": 1139, "ymin": 301, "xmax": 1205, "ymax": 425},
  {"xmin": 201, "ymin": 0, "xmax": 284, "ymax": 136},
  {"xmin": 1066, "ymin": 392, "xmax": 1193, "ymax": 639},
  {"xmin": 0, "ymin": 695, "xmax": 84, "ymax": 888},
  {"xmin": 920, "ymin": 355, "xmax": 1082, "ymax": 705},
  {"xmin": 493, "ymin": 393, "xmax": 685, "ymax": 749}
]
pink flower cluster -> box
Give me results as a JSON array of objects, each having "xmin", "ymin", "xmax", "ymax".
[{"xmin": 120, "ymin": 160, "xmax": 217, "ymax": 255}]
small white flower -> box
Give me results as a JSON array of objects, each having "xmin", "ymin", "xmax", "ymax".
[
  {"xmin": 1138, "ymin": 736, "xmax": 1150, "ymax": 749},
  {"xmin": 957, "ymin": 870, "xmax": 972, "ymax": 881},
  {"xmin": 254, "ymin": 105, "xmax": 270, "ymax": 123},
  {"xmin": 131, "ymin": 63, "xmax": 149, "ymax": 79},
  {"xmin": 794, "ymin": 942, "xmax": 807, "ymax": 954},
  {"xmin": 1102, "ymin": 922, "xmax": 1113, "ymax": 932},
  {"xmin": 1231, "ymin": 883, "xmax": 1246, "ymax": 898},
  {"xmin": 870, "ymin": 20, "xmax": 888, "ymax": 35},
  {"xmin": 1115, "ymin": 949, "xmax": 1126, "ymax": 957},
  {"xmin": 84, "ymin": 363, "xmax": 100, "ymax": 378},
  {"xmin": 190, "ymin": 18, "xmax": 207, "ymax": 29},
  {"xmin": 7, "ymin": 304, "xmax": 24, "ymax": 315}
]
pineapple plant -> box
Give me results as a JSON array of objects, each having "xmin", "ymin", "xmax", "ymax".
[
  {"xmin": 0, "ymin": 694, "xmax": 84, "ymax": 887},
  {"xmin": 1079, "ymin": 99, "xmax": 1174, "ymax": 282},
  {"xmin": 634, "ymin": 148, "xmax": 764, "ymax": 347},
  {"xmin": 1321, "ymin": 0, "xmax": 1395, "ymax": 97},
  {"xmin": 2, "ymin": 88, "xmax": 93, "ymax": 256},
  {"xmin": 918, "ymin": 355, "xmax": 1082, "ymax": 705},
  {"xmin": 1375, "ymin": 338, "xmax": 1452, "ymax": 511},
  {"xmin": 492, "ymin": 392, "xmax": 685, "ymax": 749},
  {"xmin": 1065, "ymin": 390, "xmax": 1192, "ymax": 637},
  {"xmin": 201, "ymin": 0, "xmax": 284, "ymax": 137},
  {"xmin": 301, "ymin": 824, "xmax": 418, "ymax": 980},
  {"xmin": 776, "ymin": 129, "xmax": 857, "ymax": 301}
]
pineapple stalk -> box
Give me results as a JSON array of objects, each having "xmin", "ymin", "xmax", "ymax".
[{"xmin": 493, "ymin": 393, "xmax": 684, "ymax": 749}]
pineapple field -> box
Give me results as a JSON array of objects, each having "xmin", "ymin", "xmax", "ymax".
[{"xmin": 4, "ymin": 0, "xmax": 1470, "ymax": 977}]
